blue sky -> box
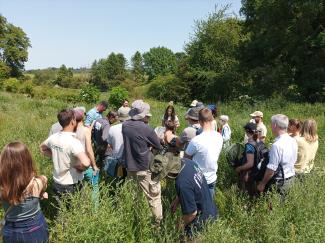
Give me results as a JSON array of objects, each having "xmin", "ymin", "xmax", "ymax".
[{"xmin": 1, "ymin": 0, "xmax": 242, "ymax": 70}]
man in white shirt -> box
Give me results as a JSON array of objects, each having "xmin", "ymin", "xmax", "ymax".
[
  {"xmin": 257, "ymin": 114, "xmax": 297, "ymax": 198},
  {"xmin": 185, "ymin": 108, "xmax": 223, "ymax": 198},
  {"xmin": 40, "ymin": 109, "xmax": 90, "ymax": 198}
]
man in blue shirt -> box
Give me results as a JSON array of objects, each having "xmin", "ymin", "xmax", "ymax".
[
  {"xmin": 170, "ymin": 158, "xmax": 218, "ymax": 238},
  {"xmin": 84, "ymin": 101, "xmax": 108, "ymax": 127}
]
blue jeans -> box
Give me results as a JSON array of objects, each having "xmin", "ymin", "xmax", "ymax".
[
  {"xmin": 208, "ymin": 181, "xmax": 216, "ymax": 199},
  {"xmin": 3, "ymin": 211, "xmax": 48, "ymax": 243}
]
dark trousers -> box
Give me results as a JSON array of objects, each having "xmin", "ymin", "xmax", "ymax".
[
  {"xmin": 3, "ymin": 211, "xmax": 49, "ymax": 243},
  {"xmin": 52, "ymin": 181, "xmax": 83, "ymax": 198}
]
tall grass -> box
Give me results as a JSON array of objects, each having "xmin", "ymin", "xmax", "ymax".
[{"xmin": 0, "ymin": 91, "xmax": 324, "ymax": 242}]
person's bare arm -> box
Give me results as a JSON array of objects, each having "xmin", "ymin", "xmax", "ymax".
[
  {"xmin": 182, "ymin": 211, "xmax": 197, "ymax": 226},
  {"xmin": 236, "ymin": 154, "xmax": 254, "ymax": 173},
  {"xmin": 32, "ymin": 175, "xmax": 48, "ymax": 199},
  {"xmin": 85, "ymin": 128, "xmax": 98, "ymax": 171},
  {"xmin": 39, "ymin": 143, "xmax": 52, "ymax": 157},
  {"xmin": 74, "ymin": 152, "xmax": 90, "ymax": 172}
]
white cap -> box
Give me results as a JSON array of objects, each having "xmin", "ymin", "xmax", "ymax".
[{"xmin": 220, "ymin": 115, "xmax": 229, "ymax": 122}]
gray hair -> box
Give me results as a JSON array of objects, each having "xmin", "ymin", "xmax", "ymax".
[{"xmin": 271, "ymin": 114, "xmax": 289, "ymax": 130}]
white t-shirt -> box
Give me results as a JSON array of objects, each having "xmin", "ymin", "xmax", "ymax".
[
  {"xmin": 44, "ymin": 132, "xmax": 85, "ymax": 185},
  {"xmin": 107, "ymin": 123, "xmax": 124, "ymax": 159},
  {"xmin": 185, "ymin": 131, "xmax": 223, "ymax": 184}
]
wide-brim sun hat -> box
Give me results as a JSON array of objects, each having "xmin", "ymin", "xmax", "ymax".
[
  {"xmin": 118, "ymin": 107, "xmax": 131, "ymax": 122},
  {"xmin": 250, "ymin": 111, "xmax": 263, "ymax": 118},
  {"xmin": 129, "ymin": 99, "xmax": 150, "ymax": 120},
  {"xmin": 185, "ymin": 107, "xmax": 200, "ymax": 121}
]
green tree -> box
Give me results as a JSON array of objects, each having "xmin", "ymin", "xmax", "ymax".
[
  {"xmin": 131, "ymin": 51, "xmax": 145, "ymax": 83},
  {"xmin": 108, "ymin": 86, "xmax": 129, "ymax": 110},
  {"xmin": 143, "ymin": 47, "xmax": 177, "ymax": 80},
  {"xmin": 105, "ymin": 53, "xmax": 127, "ymax": 80},
  {"xmin": 0, "ymin": 15, "xmax": 31, "ymax": 77},
  {"xmin": 33, "ymin": 68, "xmax": 57, "ymax": 85},
  {"xmin": 56, "ymin": 64, "xmax": 73, "ymax": 87},
  {"xmin": 90, "ymin": 52, "xmax": 127, "ymax": 91},
  {"xmin": 241, "ymin": 0, "xmax": 325, "ymax": 102},
  {"xmin": 184, "ymin": 7, "xmax": 246, "ymax": 101}
]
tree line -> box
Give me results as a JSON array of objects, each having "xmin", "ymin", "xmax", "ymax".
[{"xmin": 1, "ymin": 1, "xmax": 324, "ymax": 103}]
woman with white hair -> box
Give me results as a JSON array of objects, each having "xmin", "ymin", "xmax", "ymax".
[{"xmin": 220, "ymin": 115, "xmax": 231, "ymax": 147}]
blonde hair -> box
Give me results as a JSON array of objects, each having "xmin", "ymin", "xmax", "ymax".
[{"xmin": 301, "ymin": 119, "xmax": 318, "ymax": 142}]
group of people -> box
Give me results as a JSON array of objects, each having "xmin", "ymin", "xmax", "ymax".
[
  {"xmin": 0, "ymin": 98, "xmax": 319, "ymax": 242},
  {"xmin": 235, "ymin": 111, "xmax": 319, "ymax": 198}
]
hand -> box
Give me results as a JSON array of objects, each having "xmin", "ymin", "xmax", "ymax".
[
  {"xmin": 257, "ymin": 183, "xmax": 265, "ymax": 193},
  {"xmin": 41, "ymin": 192, "xmax": 48, "ymax": 200},
  {"xmin": 170, "ymin": 197, "xmax": 180, "ymax": 214},
  {"xmin": 93, "ymin": 166, "xmax": 99, "ymax": 176}
]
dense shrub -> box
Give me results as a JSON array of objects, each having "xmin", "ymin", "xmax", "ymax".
[
  {"xmin": 78, "ymin": 84, "xmax": 100, "ymax": 104},
  {"xmin": 19, "ymin": 80, "xmax": 35, "ymax": 97},
  {"xmin": 3, "ymin": 78, "xmax": 20, "ymax": 92},
  {"xmin": 147, "ymin": 74, "xmax": 191, "ymax": 104},
  {"xmin": 108, "ymin": 86, "xmax": 129, "ymax": 109},
  {"xmin": 32, "ymin": 86, "xmax": 78, "ymax": 103}
]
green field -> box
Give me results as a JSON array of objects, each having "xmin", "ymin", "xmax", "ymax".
[{"xmin": 0, "ymin": 91, "xmax": 324, "ymax": 242}]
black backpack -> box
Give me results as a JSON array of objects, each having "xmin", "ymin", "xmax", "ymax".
[{"xmin": 250, "ymin": 142, "xmax": 284, "ymax": 191}]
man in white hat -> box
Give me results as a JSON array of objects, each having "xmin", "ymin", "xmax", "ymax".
[
  {"xmin": 122, "ymin": 100, "xmax": 163, "ymax": 223},
  {"xmin": 244, "ymin": 110, "xmax": 267, "ymax": 143}
]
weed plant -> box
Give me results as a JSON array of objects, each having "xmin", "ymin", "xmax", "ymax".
[{"xmin": 0, "ymin": 91, "xmax": 324, "ymax": 242}]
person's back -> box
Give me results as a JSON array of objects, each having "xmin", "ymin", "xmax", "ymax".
[
  {"xmin": 186, "ymin": 130, "xmax": 223, "ymax": 185},
  {"xmin": 0, "ymin": 142, "xmax": 49, "ymax": 243},
  {"xmin": 122, "ymin": 119, "xmax": 161, "ymax": 171},
  {"xmin": 295, "ymin": 137, "xmax": 318, "ymax": 173},
  {"xmin": 40, "ymin": 109, "xmax": 90, "ymax": 198},
  {"xmin": 76, "ymin": 125, "xmax": 87, "ymax": 149},
  {"xmin": 269, "ymin": 133, "xmax": 297, "ymax": 180},
  {"xmin": 123, "ymin": 100, "xmax": 163, "ymax": 223},
  {"xmin": 108, "ymin": 123, "xmax": 124, "ymax": 159},
  {"xmin": 176, "ymin": 159, "xmax": 217, "ymax": 236},
  {"xmin": 93, "ymin": 117, "xmax": 110, "ymax": 157},
  {"xmin": 45, "ymin": 131, "xmax": 85, "ymax": 184}
]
